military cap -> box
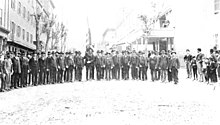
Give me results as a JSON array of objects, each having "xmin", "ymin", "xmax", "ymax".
[
  {"xmin": 78, "ymin": 51, "xmax": 81, "ymax": 54},
  {"xmin": 60, "ymin": 52, "xmax": 64, "ymax": 54},
  {"xmin": 52, "ymin": 51, "xmax": 55, "ymax": 54},
  {"xmin": 48, "ymin": 51, "xmax": 51, "ymax": 55},
  {"xmin": 100, "ymin": 50, "xmax": 104, "ymax": 53},
  {"xmin": 41, "ymin": 52, "xmax": 45, "ymax": 54}
]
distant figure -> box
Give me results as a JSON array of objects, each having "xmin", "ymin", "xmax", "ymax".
[
  {"xmin": 169, "ymin": 51, "xmax": 180, "ymax": 84},
  {"xmin": 196, "ymin": 48, "xmax": 204, "ymax": 82},
  {"xmin": 184, "ymin": 49, "xmax": 192, "ymax": 78}
]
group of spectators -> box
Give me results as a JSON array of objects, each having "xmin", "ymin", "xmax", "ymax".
[{"xmin": 184, "ymin": 48, "xmax": 219, "ymax": 84}]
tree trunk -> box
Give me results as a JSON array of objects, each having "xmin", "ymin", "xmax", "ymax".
[
  {"xmin": 45, "ymin": 32, "xmax": 50, "ymax": 54},
  {"xmin": 36, "ymin": 21, "xmax": 40, "ymax": 52}
]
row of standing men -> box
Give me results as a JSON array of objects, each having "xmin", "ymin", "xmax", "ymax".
[{"xmin": 0, "ymin": 48, "xmax": 180, "ymax": 92}]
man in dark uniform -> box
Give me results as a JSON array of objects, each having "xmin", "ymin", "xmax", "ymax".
[
  {"xmin": 167, "ymin": 50, "xmax": 172, "ymax": 82},
  {"xmin": 46, "ymin": 52, "xmax": 52, "ymax": 84},
  {"xmin": 20, "ymin": 52, "xmax": 29, "ymax": 87},
  {"xmin": 38, "ymin": 52, "xmax": 47, "ymax": 85},
  {"xmin": 84, "ymin": 48, "xmax": 95, "ymax": 81},
  {"xmin": 64, "ymin": 52, "xmax": 74, "ymax": 82},
  {"xmin": 0, "ymin": 52, "xmax": 5, "ymax": 92},
  {"xmin": 149, "ymin": 51, "xmax": 157, "ymax": 82},
  {"xmin": 155, "ymin": 51, "xmax": 161, "ymax": 81},
  {"xmin": 112, "ymin": 51, "xmax": 121, "ymax": 80},
  {"xmin": 95, "ymin": 50, "xmax": 102, "ymax": 81},
  {"xmin": 50, "ymin": 51, "xmax": 57, "ymax": 84},
  {"xmin": 169, "ymin": 51, "xmax": 180, "ymax": 84},
  {"xmin": 29, "ymin": 51, "xmax": 39, "ymax": 86},
  {"xmin": 139, "ymin": 51, "xmax": 147, "ymax": 81},
  {"xmin": 57, "ymin": 52, "xmax": 65, "ymax": 83},
  {"xmin": 64, "ymin": 52, "xmax": 68, "ymax": 82},
  {"xmin": 105, "ymin": 52, "xmax": 113, "ymax": 81},
  {"xmin": 209, "ymin": 49, "xmax": 217, "ymax": 83},
  {"xmin": 11, "ymin": 51, "xmax": 21, "ymax": 89},
  {"xmin": 75, "ymin": 51, "xmax": 84, "ymax": 81},
  {"xmin": 100, "ymin": 50, "xmax": 105, "ymax": 80},
  {"xmin": 121, "ymin": 51, "xmax": 130, "ymax": 80},
  {"xmin": 130, "ymin": 50, "xmax": 139, "ymax": 80}
]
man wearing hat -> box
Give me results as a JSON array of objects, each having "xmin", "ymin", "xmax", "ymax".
[
  {"xmin": 11, "ymin": 51, "xmax": 21, "ymax": 89},
  {"xmin": 105, "ymin": 52, "xmax": 113, "ymax": 81},
  {"xmin": 0, "ymin": 52, "xmax": 5, "ymax": 92},
  {"xmin": 75, "ymin": 51, "xmax": 84, "ymax": 81},
  {"xmin": 100, "ymin": 50, "xmax": 105, "ymax": 80},
  {"xmin": 95, "ymin": 50, "xmax": 102, "ymax": 81},
  {"xmin": 139, "ymin": 51, "xmax": 147, "ymax": 81},
  {"xmin": 57, "ymin": 52, "xmax": 65, "ymax": 83},
  {"xmin": 121, "ymin": 51, "xmax": 130, "ymax": 80},
  {"xmin": 64, "ymin": 52, "xmax": 74, "ymax": 82},
  {"xmin": 46, "ymin": 51, "xmax": 52, "ymax": 84},
  {"xmin": 84, "ymin": 48, "xmax": 95, "ymax": 81},
  {"xmin": 29, "ymin": 51, "xmax": 39, "ymax": 86},
  {"xmin": 130, "ymin": 50, "xmax": 138, "ymax": 80},
  {"xmin": 184, "ymin": 49, "xmax": 193, "ymax": 79},
  {"xmin": 20, "ymin": 52, "xmax": 29, "ymax": 87},
  {"xmin": 112, "ymin": 51, "xmax": 121, "ymax": 80},
  {"xmin": 169, "ymin": 51, "xmax": 180, "ymax": 84},
  {"xmin": 149, "ymin": 51, "xmax": 157, "ymax": 82},
  {"xmin": 38, "ymin": 52, "xmax": 46, "ymax": 85},
  {"xmin": 196, "ymin": 48, "xmax": 204, "ymax": 82},
  {"xmin": 158, "ymin": 50, "xmax": 169, "ymax": 83},
  {"xmin": 50, "ymin": 51, "xmax": 58, "ymax": 84}
]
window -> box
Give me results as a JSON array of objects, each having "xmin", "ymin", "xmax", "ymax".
[
  {"xmin": 16, "ymin": 26, "xmax": 21, "ymax": 37},
  {"xmin": 22, "ymin": 29, "xmax": 25, "ymax": 40},
  {"xmin": 23, "ymin": 7, "xmax": 26, "ymax": 18},
  {"xmin": 11, "ymin": 0, "xmax": 16, "ymax": 10},
  {"xmin": 0, "ymin": 9, "xmax": 2, "ymax": 26},
  {"xmin": 215, "ymin": 0, "xmax": 220, "ymax": 13},
  {"xmin": 30, "ymin": 34, "xmax": 33, "ymax": 43},
  {"xmin": 26, "ymin": 32, "xmax": 29, "ymax": 42},
  {"xmin": 11, "ymin": 22, "xmax": 16, "ymax": 39},
  {"xmin": 27, "ymin": 11, "xmax": 30, "ymax": 21},
  {"xmin": 18, "ymin": 2, "xmax": 21, "ymax": 14}
]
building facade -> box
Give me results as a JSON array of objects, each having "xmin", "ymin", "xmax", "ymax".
[
  {"xmin": 0, "ymin": 0, "xmax": 10, "ymax": 53},
  {"xmin": 5, "ymin": 0, "xmax": 55, "ymax": 53}
]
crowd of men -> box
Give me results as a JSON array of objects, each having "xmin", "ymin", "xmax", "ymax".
[
  {"xmin": 0, "ymin": 48, "xmax": 181, "ymax": 92},
  {"xmin": 184, "ymin": 48, "xmax": 219, "ymax": 84}
]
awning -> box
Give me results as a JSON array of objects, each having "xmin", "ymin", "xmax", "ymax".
[
  {"xmin": 0, "ymin": 26, "xmax": 10, "ymax": 38},
  {"xmin": 7, "ymin": 40, "xmax": 36, "ymax": 51}
]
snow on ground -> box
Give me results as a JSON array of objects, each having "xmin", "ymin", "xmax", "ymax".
[{"xmin": 0, "ymin": 69, "xmax": 220, "ymax": 125}]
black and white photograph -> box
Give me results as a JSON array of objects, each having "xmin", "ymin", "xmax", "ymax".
[{"xmin": 0, "ymin": 0, "xmax": 220, "ymax": 124}]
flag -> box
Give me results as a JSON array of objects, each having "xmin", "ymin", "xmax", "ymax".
[{"xmin": 86, "ymin": 17, "xmax": 91, "ymax": 45}]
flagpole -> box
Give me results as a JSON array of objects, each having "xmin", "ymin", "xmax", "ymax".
[{"xmin": 87, "ymin": 16, "xmax": 91, "ymax": 45}]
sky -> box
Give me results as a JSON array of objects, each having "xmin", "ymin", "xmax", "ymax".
[{"xmin": 52, "ymin": 0, "xmax": 173, "ymax": 51}]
